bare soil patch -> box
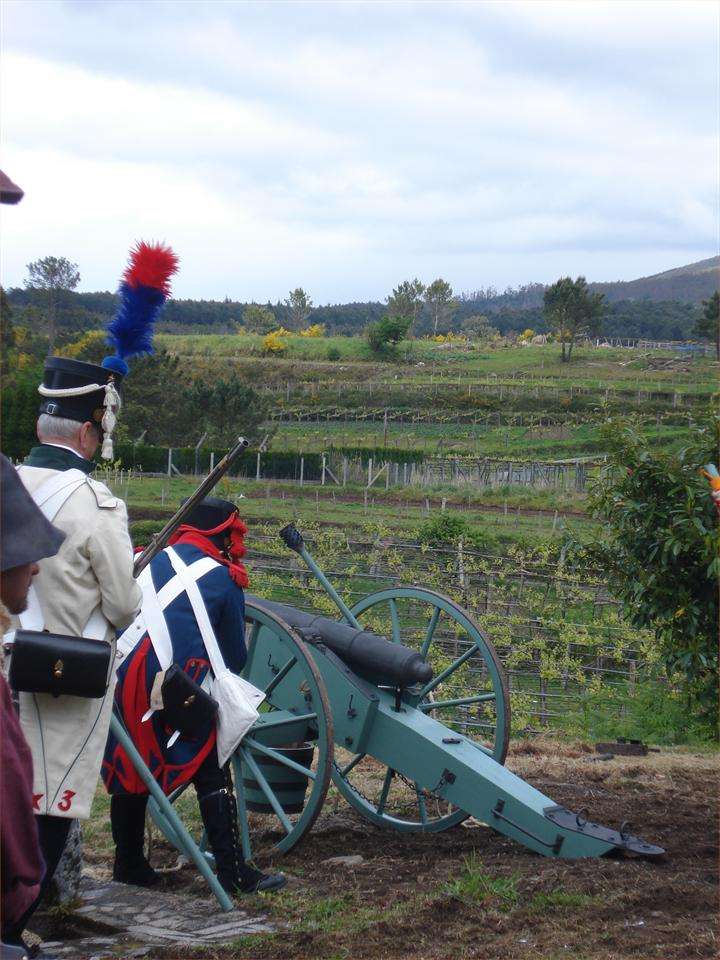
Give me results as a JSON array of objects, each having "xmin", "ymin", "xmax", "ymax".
[{"xmin": 57, "ymin": 744, "xmax": 715, "ymax": 960}]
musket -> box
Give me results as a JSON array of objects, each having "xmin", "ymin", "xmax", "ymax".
[{"xmin": 133, "ymin": 436, "xmax": 249, "ymax": 577}]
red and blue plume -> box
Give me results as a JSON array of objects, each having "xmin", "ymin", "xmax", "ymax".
[{"xmin": 102, "ymin": 241, "xmax": 179, "ymax": 376}]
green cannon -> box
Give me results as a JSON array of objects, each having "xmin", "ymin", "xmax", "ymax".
[{"xmin": 149, "ymin": 522, "xmax": 663, "ymax": 876}]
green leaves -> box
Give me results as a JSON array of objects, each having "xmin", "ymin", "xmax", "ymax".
[
  {"xmin": 543, "ymin": 276, "xmax": 605, "ymax": 362},
  {"xmin": 588, "ymin": 415, "xmax": 720, "ymax": 733},
  {"xmin": 366, "ymin": 315, "xmax": 412, "ymax": 354}
]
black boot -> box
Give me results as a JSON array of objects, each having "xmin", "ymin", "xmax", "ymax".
[
  {"xmin": 198, "ymin": 788, "xmax": 286, "ymax": 894},
  {"xmin": 111, "ymin": 795, "xmax": 159, "ymax": 887}
]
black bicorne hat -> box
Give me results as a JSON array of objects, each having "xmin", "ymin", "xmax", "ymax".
[
  {"xmin": 0, "ymin": 454, "xmax": 65, "ymax": 572},
  {"xmin": 38, "ymin": 357, "xmax": 126, "ymax": 461},
  {"xmin": 182, "ymin": 497, "xmax": 238, "ymax": 532}
]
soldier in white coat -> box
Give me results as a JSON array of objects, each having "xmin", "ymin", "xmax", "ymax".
[{"xmin": 11, "ymin": 354, "xmax": 142, "ymax": 920}]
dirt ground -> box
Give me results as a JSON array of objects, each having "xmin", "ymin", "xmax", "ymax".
[{"xmin": 50, "ymin": 741, "xmax": 717, "ymax": 960}]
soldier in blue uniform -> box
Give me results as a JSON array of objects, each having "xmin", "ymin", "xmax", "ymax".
[{"xmin": 103, "ymin": 497, "xmax": 285, "ymax": 895}]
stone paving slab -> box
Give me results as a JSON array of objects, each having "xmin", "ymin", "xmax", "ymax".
[{"xmin": 36, "ymin": 872, "xmax": 276, "ymax": 958}]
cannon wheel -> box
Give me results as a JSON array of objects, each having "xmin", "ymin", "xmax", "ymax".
[
  {"xmin": 150, "ymin": 603, "xmax": 333, "ymax": 859},
  {"xmin": 332, "ymin": 586, "xmax": 509, "ymax": 833}
]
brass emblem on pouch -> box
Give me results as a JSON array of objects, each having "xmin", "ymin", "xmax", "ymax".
[
  {"xmin": 53, "ymin": 659, "xmax": 64, "ymax": 679},
  {"xmin": 183, "ymin": 695, "xmax": 196, "ymax": 707}
]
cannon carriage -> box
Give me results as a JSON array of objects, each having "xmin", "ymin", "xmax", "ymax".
[{"xmin": 118, "ymin": 522, "xmax": 663, "ymax": 912}]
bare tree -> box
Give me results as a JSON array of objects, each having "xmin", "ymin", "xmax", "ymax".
[
  {"xmin": 284, "ymin": 287, "xmax": 313, "ymax": 331},
  {"xmin": 25, "ymin": 255, "xmax": 81, "ymax": 354},
  {"xmin": 424, "ymin": 278, "xmax": 457, "ymax": 335},
  {"xmin": 387, "ymin": 278, "xmax": 425, "ymax": 333},
  {"xmin": 695, "ymin": 291, "xmax": 719, "ymax": 361},
  {"xmin": 243, "ymin": 303, "xmax": 276, "ymax": 334}
]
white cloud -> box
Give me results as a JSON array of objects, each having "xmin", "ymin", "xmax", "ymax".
[{"xmin": 0, "ymin": 0, "xmax": 717, "ymax": 301}]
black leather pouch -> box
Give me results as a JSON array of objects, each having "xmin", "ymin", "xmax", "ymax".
[
  {"xmin": 9, "ymin": 629, "xmax": 112, "ymax": 699},
  {"xmin": 160, "ymin": 664, "xmax": 218, "ymax": 734}
]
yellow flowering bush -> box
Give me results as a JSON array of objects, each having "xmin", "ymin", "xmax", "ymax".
[
  {"xmin": 263, "ymin": 328, "xmax": 289, "ymax": 353},
  {"xmin": 299, "ymin": 323, "xmax": 325, "ymax": 338},
  {"xmin": 431, "ymin": 332, "xmax": 467, "ymax": 344},
  {"xmin": 63, "ymin": 329, "xmax": 106, "ymax": 359}
]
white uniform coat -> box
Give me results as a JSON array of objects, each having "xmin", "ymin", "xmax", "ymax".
[{"xmin": 13, "ymin": 461, "xmax": 142, "ymax": 819}]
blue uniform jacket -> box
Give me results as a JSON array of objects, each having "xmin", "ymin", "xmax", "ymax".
[{"xmin": 102, "ymin": 543, "xmax": 247, "ymax": 795}]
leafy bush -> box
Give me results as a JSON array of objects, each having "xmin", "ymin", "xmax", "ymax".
[
  {"xmin": 0, "ymin": 371, "xmax": 42, "ymax": 459},
  {"xmin": 418, "ymin": 512, "xmax": 468, "ymax": 545},
  {"xmin": 129, "ymin": 519, "xmax": 164, "ymax": 547},
  {"xmin": 588, "ymin": 416, "xmax": 719, "ymax": 732},
  {"xmin": 326, "ymin": 346, "xmax": 341, "ymax": 361},
  {"xmin": 366, "ymin": 316, "xmax": 411, "ymax": 354},
  {"xmin": 465, "ymin": 528, "xmax": 499, "ymax": 552}
]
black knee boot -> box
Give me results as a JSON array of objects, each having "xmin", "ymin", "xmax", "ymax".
[
  {"xmin": 111, "ymin": 795, "xmax": 159, "ymax": 887},
  {"xmin": 198, "ymin": 787, "xmax": 286, "ymax": 894}
]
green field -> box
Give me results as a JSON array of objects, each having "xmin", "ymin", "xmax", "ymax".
[
  {"xmin": 268, "ymin": 418, "xmax": 692, "ymax": 457},
  {"xmin": 160, "ymin": 335, "xmax": 717, "ymax": 395},
  {"xmin": 113, "ymin": 474, "xmax": 590, "ymax": 547},
  {"xmin": 154, "ymin": 336, "xmax": 714, "ymax": 461}
]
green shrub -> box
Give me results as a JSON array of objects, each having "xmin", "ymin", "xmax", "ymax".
[
  {"xmin": 129, "ymin": 519, "xmax": 164, "ymax": 547},
  {"xmin": 326, "ymin": 346, "xmax": 341, "ymax": 361},
  {"xmin": 418, "ymin": 512, "xmax": 468, "ymax": 545},
  {"xmin": 466, "ymin": 528, "xmax": 499, "ymax": 552},
  {"xmin": 588, "ymin": 416, "xmax": 719, "ymax": 733}
]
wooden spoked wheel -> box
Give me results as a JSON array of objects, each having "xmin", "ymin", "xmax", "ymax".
[{"xmin": 332, "ymin": 586, "xmax": 509, "ymax": 833}]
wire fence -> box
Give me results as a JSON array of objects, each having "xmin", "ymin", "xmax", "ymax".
[
  {"xmin": 244, "ymin": 533, "xmax": 661, "ymax": 737},
  {"xmin": 152, "ymin": 451, "xmax": 593, "ymax": 492}
]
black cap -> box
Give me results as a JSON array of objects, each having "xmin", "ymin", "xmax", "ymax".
[
  {"xmin": 0, "ymin": 454, "xmax": 66, "ymax": 571},
  {"xmin": 182, "ymin": 497, "xmax": 237, "ymax": 532},
  {"xmin": 39, "ymin": 356, "xmax": 125, "ymax": 425}
]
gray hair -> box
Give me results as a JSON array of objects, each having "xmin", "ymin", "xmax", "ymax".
[{"xmin": 37, "ymin": 414, "xmax": 84, "ymax": 443}]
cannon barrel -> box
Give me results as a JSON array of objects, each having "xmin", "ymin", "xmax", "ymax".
[{"xmin": 245, "ymin": 595, "xmax": 433, "ymax": 689}]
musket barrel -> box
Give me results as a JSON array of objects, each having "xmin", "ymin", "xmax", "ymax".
[{"xmin": 133, "ymin": 436, "xmax": 249, "ymax": 577}]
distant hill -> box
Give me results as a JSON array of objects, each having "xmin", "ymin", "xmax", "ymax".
[
  {"xmin": 452, "ymin": 256, "xmax": 718, "ymax": 340},
  {"xmin": 591, "ymin": 256, "xmax": 719, "ymax": 303},
  {"xmin": 460, "ymin": 256, "xmax": 719, "ymax": 311}
]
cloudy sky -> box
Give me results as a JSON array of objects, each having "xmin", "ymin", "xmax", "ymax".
[{"xmin": 1, "ymin": 0, "xmax": 718, "ymax": 302}]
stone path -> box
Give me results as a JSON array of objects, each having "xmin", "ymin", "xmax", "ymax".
[{"xmin": 34, "ymin": 872, "xmax": 276, "ymax": 958}]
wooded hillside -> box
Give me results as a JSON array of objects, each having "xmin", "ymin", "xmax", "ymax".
[{"xmin": 4, "ymin": 256, "xmax": 716, "ymax": 341}]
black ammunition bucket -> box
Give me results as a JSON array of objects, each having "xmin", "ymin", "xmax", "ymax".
[{"xmin": 241, "ymin": 743, "xmax": 315, "ymax": 814}]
